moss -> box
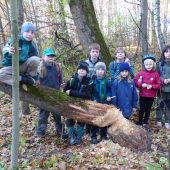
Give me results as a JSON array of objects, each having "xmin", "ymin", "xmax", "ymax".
[
  {"xmin": 69, "ymin": 0, "xmax": 77, "ymax": 7},
  {"xmin": 82, "ymin": 103, "xmax": 88, "ymax": 110},
  {"xmin": 21, "ymin": 84, "xmax": 72, "ymax": 106}
]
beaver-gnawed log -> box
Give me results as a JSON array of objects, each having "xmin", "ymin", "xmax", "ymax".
[{"xmin": 0, "ymin": 82, "xmax": 152, "ymax": 152}]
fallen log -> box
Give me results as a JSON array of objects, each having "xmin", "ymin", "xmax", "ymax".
[{"xmin": 0, "ymin": 82, "xmax": 152, "ymax": 152}]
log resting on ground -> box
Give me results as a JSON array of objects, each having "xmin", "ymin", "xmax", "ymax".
[{"xmin": 0, "ymin": 82, "xmax": 152, "ymax": 152}]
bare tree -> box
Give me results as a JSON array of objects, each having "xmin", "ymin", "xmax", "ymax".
[
  {"xmin": 153, "ymin": 0, "xmax": 165, "ymax": 51},
  {"xmin": 10, "ymin": 0, "xmax": 20, "ymax": 168},
  {"xmin": 17, "ymin": 0, "xmax": 24, "ymax": 34},
  {"xmin": 141, "ymin": 0, "xmax": 148, "ymax": 56}
]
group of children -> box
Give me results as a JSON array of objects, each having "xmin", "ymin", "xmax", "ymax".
[{"xmin": 0, "ymin": 22, "xmax": 170, "ymax": 146}]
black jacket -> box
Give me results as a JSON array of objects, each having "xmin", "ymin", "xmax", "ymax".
[{"xmin": 64, "ymin": 73, "xmax": 93, "ymax": 99}]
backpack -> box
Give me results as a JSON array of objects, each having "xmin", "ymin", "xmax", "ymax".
[
  {"xmin": 112, "ymin": 60, "xmax": 117, "ymax": 72},
  {"xmin": 158, "ymin": 61, "xmax": 163, "ymax": 75}
]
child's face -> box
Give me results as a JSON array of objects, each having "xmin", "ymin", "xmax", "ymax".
[
  {"xmin": 116, "ymin": 50, "xmax": 125, "ymax": 60},
  {"xmin": 77, "ymin": 69, "xmax": 87, "ymax": 77},
  {"xmin": 120, "ymin": 70, "xmax": 129, "ymax": 78},
  {"xmin": 44, "ymin": 55, "xmax": 55, "ymax": 63},
  {"xmin": 145, "ymin": 60, "xmax": 153, "ymax": 71},
  {"xmin": 164, "ymin": 49, "xmax": 170, "ymax": 60},
  {"xmin": 96, "ymin": 68, "xmax": 105, "ymax": 77},
  {"xmin": 90, "ymin": 49, "xmax": 100, "ymax": 61},
  {"xmin": 23, "ymin": 30, "xmax": 35, "ymax": 41}
]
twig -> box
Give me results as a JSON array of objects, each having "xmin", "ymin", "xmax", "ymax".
[{"xmin": 0, "ymin": 94, "xmax": 5, "ymax": 99}]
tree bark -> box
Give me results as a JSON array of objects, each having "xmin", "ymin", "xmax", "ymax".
[
  {"xmin": 0, "ymin": 82, "xmax": 152, "ymax": 152},
  {"xmin": 69, "ymin": 0, "xmax": 112, "ymax": 66},
  {"xmin": 10, "ymin": 0, "xmax": 20, "ymax": 168},
  {"xmin": 17, "ymin": 0, "xmax": 24, "ymax": 34},
  {"xmin": 141, "ymin": 0, "xmax": 148, "ymax": 56},
  {"xmin": 153, "ymin": 0, "xmax": 165, "ymax": 51}
]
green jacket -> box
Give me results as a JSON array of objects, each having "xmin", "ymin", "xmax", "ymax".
[
  {"xmin": 156, "ymin": 61, "xmax": 170, "ymax": 99},
  {"xmin": 1, "ymin": 35, "xmax": 39, "ymax": 66}
]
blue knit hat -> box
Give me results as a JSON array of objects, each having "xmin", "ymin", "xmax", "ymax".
[
  {"xmin": 119, "ymin": 62, "xmax": 130, "ymax": 72},
  {"xmin": 21, "ymin": 22, "xmax": 36, "ymax": 34}
]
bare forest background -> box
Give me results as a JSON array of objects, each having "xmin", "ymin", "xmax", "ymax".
[{"xmin": 0, "ymin": 0, "xmax": 170, "ymax": 77}]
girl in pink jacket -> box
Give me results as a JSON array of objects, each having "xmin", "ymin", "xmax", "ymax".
[{"xmin": 134, "ymin": 54, "xmax": 162, "ymax": 131}]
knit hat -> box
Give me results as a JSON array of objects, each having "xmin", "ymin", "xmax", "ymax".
[
  {"xmin": 77, "ymin": 61, "xmax": 89, "ymax": 73},
  {"xmin": 21, "ymin": 22, "xmax": 36, "ymax": 34},
  {"xmin": 119, "ymin": 62, "xmax": 130, "ymax": 72},
  {"xmin": 95, "ymin": 62, "xmax": 106, "ymax": 73},
  {"xmin": 43, "ymin": 48, "xmax": 56, "ymax": 56}
]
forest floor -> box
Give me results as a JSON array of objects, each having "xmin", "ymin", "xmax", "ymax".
[{"xmin": 0, "ymin": 93, "xmax": 170, "ymax": 170}]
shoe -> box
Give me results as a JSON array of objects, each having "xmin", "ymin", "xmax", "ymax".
[
  {"xmin": 36, "ymin": 132, "xmax": 45, "ymax": 138},
  {"xmin": 142, "ymin": 124, "xmax": 150, "ymax": 132},
  {"xmin": 76, "ymin": 138, "xmax": 81, "ymax": 144},
  {"xmin": 91, "ymin": 137, "xmax": 99, "ymax": 144},
  {"xmin": 56, "ymin": 129, "xmax": 68, "ymax": 138},
  {"xmin": 101, "ymin": 136, "xmax": 107, "ymax": 141},
  {"xmin": 21, "ymin": 75, "xmax": 37, "ymax": 86},
  {"xmin": 157, "ymin": 122, "xmax": 162, "ymax": 127},
  {"xmin": 68, "ymin": 134, "xmax": 76, "ymax": 145},
  {"xmin": 165, "ymin": 123, "xmax": 170, "ymax": 130}
]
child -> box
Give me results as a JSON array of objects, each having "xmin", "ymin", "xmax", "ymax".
[
  {"xmin": 109, "ymin": 47, "xmax": 135, "ymax": 82},
  {"xmin": 85, "ymin": 43, "xmax": 102, "ymax": 78},
  {"xmin": 91, "ymin": 62, "xmax": 111, "ymax": 144},
  {"xmin": 64, "ymin": 61, "xmax": 93, "ymax": 145},
  {"xmin": 156, "ymin": 45, "xmax": 170, "ymax": 129},
  {"xmin": 35, "ymin": 48, "xmax": 68, "ymax": 138},
  {"xmin": 111, "ymin": 62, "xmax": 138, "ymax": 119},
  {"xmin": 0, "ymin": 22, "xmax": 40, "ymax": 86},
  {"xmin": 85, "ymin": 43, "xmax": 102, "ymax": 134},
  {"xmin": 134, "ymin": 54, "xmax": 162, "ymax": 131}
]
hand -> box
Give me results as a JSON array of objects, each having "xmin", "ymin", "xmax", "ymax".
[
  {"xmin": 125, "ymin": 58, "xmax": 131, "ymax": 66},
  {"xmin": 132, "ymin": 108, "xmax": 136, "ymax": 114},
  {"xmin": 66, "ymin": 90, "xmax": 70, "ymax": 95},
  {"xmin": 93, "ymin": 100, "xmax": 97, "ymax": 102},
  {"xmin": 142, "ymin": 83, "xmax": 147, "ymax": 88},
  {"xmin": 147, "ymin": 85, "xmax": 152, "ymax": 89},
  {"xmin": 164, "ymin": 79, "xmax": 169, "ymax": 84},
  {"xmin": 168, "ymin": 79, "xmax": 170, "ymax": 83},
  {"xmin": 9, "ymin": 44, "xmax": 15, "ymax": 55},
  {"xmin": 106, "ymin": 97, "xmax": 111, "ymax": 101},
  {"xmin": 36, "ymin": 80, "xmax": 40, "ymax": 84}
]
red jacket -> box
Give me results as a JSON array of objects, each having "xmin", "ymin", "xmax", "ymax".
[{"xmin": 134, "ymin": 70, "xmax": 162, "ymax": 98}]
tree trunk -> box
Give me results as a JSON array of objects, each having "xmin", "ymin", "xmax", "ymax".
[
  {"xmin": 0, "ymin": 82, "xmax": 152, "ymax": 152},
  {"xmin": 31, "ymin": 0, "xmax": 42, "ymax": 55},
  {"xmin": 141, "ymin": 0, "xmax": 148, "ymax": 56},
  {"xmin": 10, "ymin": 0, "xmax": 20, "ymax": 168},
  {"xmin": 153, "ymin": 0, "xmax": 165, "ymax": 51},
  {"xmin": 17, "ymin": 0, "xmax": 24, "ymax": 34},
  {"xmin": 163, "ymin": 0, "xmax": 169, "ymax": 43},
  {"xmin": 0, "ymin": 16, "xmax": 6, "ymax": 46},
  {"xmin": 69, "ymin": 0, "xmax": 112, "ymax": 66}
]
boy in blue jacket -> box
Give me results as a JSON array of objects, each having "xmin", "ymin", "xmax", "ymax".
[
  {"xmin": 35, "ymin": 48, "xmax": 68, "ymax": 138},
  {"xmin": 64, "ymin": 61, "xmax": 93, "ymax": 145},
  {"xmin": 0, "ymin": 22, "xmax": 40, "ymax": 86},
  {"xmin": 91, "ymin": 62, "xmax": 111, "ymax": 144},
  {"xmin": 111, "ymin": 62, "xmax": 138, "ymax": 119}
]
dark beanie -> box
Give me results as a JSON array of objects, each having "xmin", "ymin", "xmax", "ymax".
[
  {"xmin": 119, "ymin": 62, "xmax": 130, "ymax": 72},
  {"xmin": 77, "ymin": 61, "xmax": 89, "ymax": 73}
]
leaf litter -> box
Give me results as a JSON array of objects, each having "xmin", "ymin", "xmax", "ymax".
[{"xmin": 0, "ymin": 94, "xmax": 170, "ymax": 169}]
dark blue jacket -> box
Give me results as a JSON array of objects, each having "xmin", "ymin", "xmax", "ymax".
[
  {"xmin": 64, "ymin": 73, "xmax": 93, "ymax": 99},
  {"xmin": 40, "ymin": 62, "xmax": 62, "ymax": 90},
  {"xmin": 111, "ymin": 78, "xmax": 138, "ymax": 118}
]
